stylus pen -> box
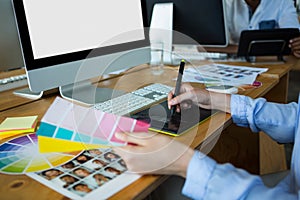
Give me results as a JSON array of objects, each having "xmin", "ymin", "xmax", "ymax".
[{"xmin": 170, "ymin": 59, "xmax": 185, "ymax": 116}]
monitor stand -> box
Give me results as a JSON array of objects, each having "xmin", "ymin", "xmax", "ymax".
[
  {"xmin": 60, "ymin": 80, "xmax": 125, "ymax": 106},
  {"xmin": 149, "ymin": 2, "xmax": 173, "ymax": 65},
  {"xmin": 13, "ymin": 88, "xmax": 43, "ymax": 100}
]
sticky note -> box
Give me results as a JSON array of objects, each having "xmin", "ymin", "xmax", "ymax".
[
  {"xmin": 0, "ymin": 116, "xmax": 38, "ymax": 139},
  {"xmin": 0, "ymin": 116, "xmax": 37, "ymax": 131}
]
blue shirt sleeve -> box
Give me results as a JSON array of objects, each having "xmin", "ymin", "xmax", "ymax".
[
  {"xmin": 182, "ymin": 151, "xmax": 264, "ymax": 199},
  {"xmin": 182, "ymin": 94, "xmax": 300, "ymax": 199},
  {"xmin": 182, "ymin": 151, "xmax": 298, "ymax": 199},
  {"xmin": 182, "ymin": 151, "xmax": 216, "ymax": 198},
  {"xmin": 231, "ymin": 95, "xmax": 298, "ymax": 143}
]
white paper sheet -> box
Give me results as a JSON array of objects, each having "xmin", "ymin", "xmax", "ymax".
[
  {"xmin": 183, "ymin": 63, "xmax": 268, "ymax": 86},
  {"xmin": 27, "ymin": 148, "xmax": 141, "ymax": 200}
]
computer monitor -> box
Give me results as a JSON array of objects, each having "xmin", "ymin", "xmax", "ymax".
[
  {"xmin": 12, "ymin": 0, "xmax": 150, "ymax": 104},
  {"xmin": 0, "ymin": 0, "xmax": 24, "ymax": 71},
  {"xmin": 142, "ymin": 0, "xmax": 228, "ymax": 48}
]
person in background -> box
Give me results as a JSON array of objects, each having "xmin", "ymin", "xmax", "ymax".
[
  {"xmin": 114, "ymin": 83, "xmax": 300, "ymax": 199},
  {"xmin": 225, "ymin": 0, "xmax": 300, "ymax": 57}
]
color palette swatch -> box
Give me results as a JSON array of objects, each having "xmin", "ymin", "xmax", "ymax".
[
  {"xmin": 0, "ymin": 133, "xmax": 80, "ymax": 174},
  {"xmin": 37, "ymin": 97, "xmax": 150, "ymax": 153}
]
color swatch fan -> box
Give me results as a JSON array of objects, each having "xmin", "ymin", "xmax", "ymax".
[
  {"xmin": 0, "ymin": 133, "xmax": 80, "ymax": 174},
  {"xmin": 37, "ymin": 97, "xmax": 150, "ymax": 153}
]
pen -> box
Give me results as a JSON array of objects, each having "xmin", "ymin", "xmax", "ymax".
[{"xmin": 170, "ymin": 59, "xmax": 185, "ymax": 116}]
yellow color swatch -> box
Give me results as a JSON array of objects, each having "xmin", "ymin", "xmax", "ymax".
[{"xmin": 38, "ymin": 136, "xmax": 106, "ymax": 153}]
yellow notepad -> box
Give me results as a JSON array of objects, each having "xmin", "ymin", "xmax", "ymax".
[{"xmin": 0, "ymin": 116, "xmax": 38, "ymax": 139}]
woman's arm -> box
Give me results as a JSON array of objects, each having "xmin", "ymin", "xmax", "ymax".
[
  {"xmin": 182, "ymin": 151, "xmax": 297, "ymax": 200},
  {"xmin": 113, "ymin": 132, "xmax": 298, "ymax": 199},
  {"xmin": 168, "ymin": 84, "xmax": 297, "ymax": 143},
  {"xmin": 231, "ymin": 95, "xmax": 297, "ymax": 143}
]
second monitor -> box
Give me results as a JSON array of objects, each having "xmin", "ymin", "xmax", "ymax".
[{"xmin": 142, "ymin": 0, "xmax": 228, "ymax": 47}]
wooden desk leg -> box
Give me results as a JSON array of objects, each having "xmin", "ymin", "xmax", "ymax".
[
  {"xmin": 208, "ymin": 124, "xmax": 260, "ymax": 174},
  {"xmin": 207, "ymin": 124, "xmax": 287, "ymax": 175},
  {"xmin": 264, "ymin": 73, "xmax": 289, "ymax": 103},
  {"xmin": 259, "ymin": 132, "xmax": 287, "ymax": 175}
]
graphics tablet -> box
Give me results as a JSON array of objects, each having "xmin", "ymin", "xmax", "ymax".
[{"xmin": 130, "ymin": 101, "xmax": 216, "ymax": 136}]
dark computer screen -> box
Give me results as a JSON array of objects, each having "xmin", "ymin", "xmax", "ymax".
[{"xmin": 142, "ymin": 0, "xmax": 228, "ymax": 47}]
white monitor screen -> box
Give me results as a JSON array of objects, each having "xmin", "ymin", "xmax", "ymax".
[{"xmin": 23, "ymin": 0, "xmax": 145, "ymax": 59}]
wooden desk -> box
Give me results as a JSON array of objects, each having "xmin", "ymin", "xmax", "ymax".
[
  {"xmin": 0, "ymin": 60, "xmax": 293, "ymax": 199},
  {"xmin": 0, "ymin": 68, "xmax": 37, "ymax": 112}
]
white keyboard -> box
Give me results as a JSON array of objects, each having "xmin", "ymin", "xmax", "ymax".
[
  {"xmin": 94, "ymin": 83, "xmax": 173, "ymax": 116},
  {"xmin": 172, "ymin": 51, "xmax": 228, "ymax": 61},
  {"xmin": 0, "ymin": 74, "xmax": 28, "ymax": 92}
]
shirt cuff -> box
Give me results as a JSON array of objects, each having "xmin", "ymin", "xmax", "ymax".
[
  {"xmin": 182, "ymin": 151, "xmax": 217, "ymax": 199},
  {"xmin": 230, "ymin": 94, "xmax": 249, "ymax": 127}
]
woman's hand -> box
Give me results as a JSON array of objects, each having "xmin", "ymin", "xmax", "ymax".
[
  {"xmin": 113, "ymin": 132, "xmax": 194, "ymax": 178},
  {"xmin": 167, "ymin": 83, "xmax": 231, "ymax": 113}
]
